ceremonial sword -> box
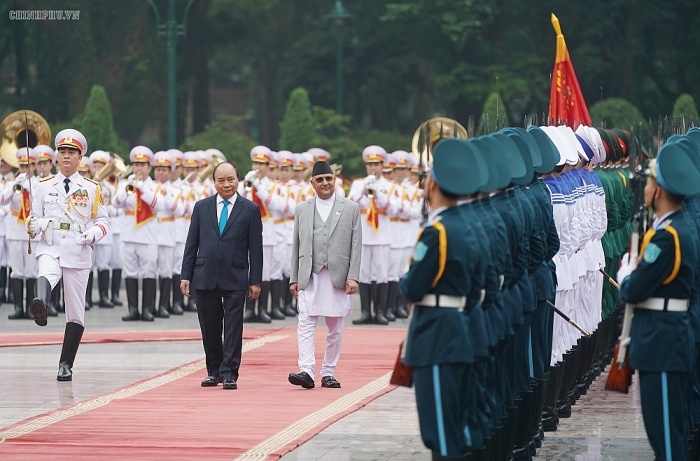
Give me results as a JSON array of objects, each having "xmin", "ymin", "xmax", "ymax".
[
  {"xmin": 24, "ymin": 109, "xmax": 32, "ymax": 255},
  {"xmin": 546, "ymin": 300, "xmax": 591, "ymax": 338}
]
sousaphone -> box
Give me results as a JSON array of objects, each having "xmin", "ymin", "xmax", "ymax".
[
  {"xmin": 411, "ymin": 117, "xmax": 469, "ymax": 171},
  {"xmin": 0, "ymin": 110, "xmax": 51, "ymax": 168}
]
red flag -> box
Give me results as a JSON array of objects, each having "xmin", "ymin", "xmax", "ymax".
[
  {"xmin": 548, "ymin": 14, "xmax": 591, "ymax": 128},
  {"xmin": 366, "ymin": 198, "xmax": 379, "ymax": 233},
  {"xmin": 134, "ymin": 189, "xmax": 156, "ymax": 227},
  {"xmin": 17, "ymin": 189, "xmax": 30, "ymax": 223},
  {"xmin": 250, "ymin": 189, "xmax": 270, "ymax": 219}
]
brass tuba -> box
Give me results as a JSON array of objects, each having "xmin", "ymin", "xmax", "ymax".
[
  {"xmin": 197, "ymin": 156, "xmax": 222, "ymax": 182},
  {"xmin": 411, "ymin": 117, "xmax": 468, "ymax": 171},
  {"xmin": 0, "ymin": 110, "xmax": 51, "ymax": 168},
  {"xmin": 94, "ymin": 153, "xmax": 130, "ymax": 186}
]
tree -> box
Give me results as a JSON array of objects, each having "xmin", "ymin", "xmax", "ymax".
[
  {"xmin": 279, "ymin": 87, "xmax": 317, "ymax": 152},
  {"xmin": 78, "ymin": 85, "xmax": 119, "ymax": 152},
  {"xmin": 477, "ymin": 92, "xmax": 509, "ymax": 135},
  {"xmin": 589, "ymin": 98, "xmax": 647, "ymax": 131},
  {"xmin": 180, "ymin": 114, "xmax": 257, "ymax": 170},
  {"xmin": 672, "ymin": 93, "xmax": 699, "ymax": 119}
]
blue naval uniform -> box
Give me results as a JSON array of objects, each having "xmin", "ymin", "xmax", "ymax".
[
  {"xmin": 400, "ymin": 206, "xmax": 484, "ymax": 457},
  {"xmin": 686, "ymin": 196, "xmax": 700, "ymax": 434},
  {"xmin": 620, "ymin": 209, "xmax": 698, "ymax": 461}
]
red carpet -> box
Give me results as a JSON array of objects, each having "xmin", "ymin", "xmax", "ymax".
[
  {"xmin": 0, "ymin": 327, "xmax": 405, "ymax": 460},
  {"xmin": 0, "ymin": 327, "xmax": 283, "ymax": 347}
]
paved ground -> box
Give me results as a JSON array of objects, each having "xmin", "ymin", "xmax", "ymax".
[{"xmin": 0, "ymin": 289, "xmax": 653, "ymax": 460}]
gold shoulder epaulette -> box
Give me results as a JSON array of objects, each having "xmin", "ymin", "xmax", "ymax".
[
  {"xmin": 40, "ymin": 175, "xmax": 54, "ymax": 182},
  {"xmin": 85, "ymin": 177, "xmax": 99, "ymax": 185}
]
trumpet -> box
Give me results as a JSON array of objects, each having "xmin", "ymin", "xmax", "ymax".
[
  {"xmin": 125, "ymin": 174, "xmax": 142, "ymax": 194},
  {"xmin": 365, "ymin": 182, "xmax": 375, "ymax": 199},
  {"xmin": 13, "ymin": 182, "xmax": 24, "ymax": 194},
  {"xmin": 244, "ymin": 172, "xmax": 258, "ymax": 192}
]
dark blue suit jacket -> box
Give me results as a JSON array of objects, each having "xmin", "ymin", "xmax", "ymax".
[{"xmin": 181, "ymin": 193, "xmax": 263, "ymax": 291}]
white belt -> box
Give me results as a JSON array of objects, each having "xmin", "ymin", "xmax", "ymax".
[
  {"xmin": 636, "ymin": 297, "xmax": 689, "ymax": 312},
  {"xmin": 47, "ymin": 221, "xmax": 85, "ymax": 233},
  {"xmin": 415, "ymin": 294, "xmax": 466, "ymax": 309}
]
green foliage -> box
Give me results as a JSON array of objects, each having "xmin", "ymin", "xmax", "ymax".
[
  {"xmin": 589, "ymin": 98, "xmax": 648, "ymax": 131},
  {"xmin": 77, "ymin": 85, "xmax": 119, "ymax": 153},
  {"xmin": 672, "ymin": 93, "xmax": 699, "ymax": 119},
  {"xmin": 477, "ymin": 92, "xmax": 509, "ymax": 135},
  {"xmin": 180, "ymin": 114, "xmax": 257, "ymax": 170},
  {"xmin": 279, "ymin": 87, "xmax": 317, "ymax": 151}
]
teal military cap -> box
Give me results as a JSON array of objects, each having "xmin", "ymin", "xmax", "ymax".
[
  {"xmin": 473, "ymin": 136, "xmax": 511, "ymax": 190},
  {"xmin": 432, "ymin": 138, "xmax": 487, "ymax": 196},
  {"xmin": 492, "ymin": 133, "xmax": 532, "ymax": 185},
  {"xmin": 653, "ymin": 141, "xmax": 700, "ymax": 197},
  {"xmin": 527, "ymin": 126, "xmax": 560, "ymax": 173},
  {"xmin": 468, "ymin": 138, "xmax": 500, "ymax": 193},
  {"xmin": 687, "ymin": 128, "xmax": 700, "ymax": 150},
  {"xmin": 500, "ymin": 127, "xmax": 543, "ymax": 172}
]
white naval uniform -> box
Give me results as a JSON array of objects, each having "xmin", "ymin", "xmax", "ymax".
[
  {"xmin": 174, "ymin": 179, "xmax": 196, "ymax": 275},
  {"xmin": 347, "ymin": 175, "xmax": 399, "ymax": 284},
  {"xmin": 296, "ymin": 194, "xmax": 350, "ymax": 379},
  {"xmin": 271, "ymin": 181, "xmax": 296, "ymax": 281},
  {"xmin": 156, "ymin": 181, "xmax": 185, "ymax": 278},
  {"xmin": 402, "ymin": 181, "xmax": 423, "ymax": 275},
  {"xmin": 0, "ymin": 173, "xmax": 13, "ymax": 268},
  {"xmin": 0, "ymin": 173, "xmax": 40, "ymax": 279},
  {"xmin": 94, "ymin": 181, "xmax": 117, "ymax": 271},
  {"xmin": 388, "ymin": 182, "xmax": 411, "ymax": 282},
  {"xmin": 113, "ymin": 176, "xmax": 165, "ymax": 278},
  {"xmin": 31, "ymin": 172, "xmax": 111, "ymax": 326}
]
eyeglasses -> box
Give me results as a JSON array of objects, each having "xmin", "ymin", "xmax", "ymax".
[{"xmin": 313, "ymin": 175, "xmax": 334, "ymax": 184}]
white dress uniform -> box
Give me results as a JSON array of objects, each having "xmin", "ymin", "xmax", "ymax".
[
  {"xmin": 0, "ymin": 172, "xmax": 14, "ymax": 293},
  {"xmin": 113, "ymin": 146, "xmax": 165, "ymax": 321},
  {"xmin": 27, "ymin": 128, "xmax": 111, "ymax": 381},
  {"xmin": 347, "ymin": 145, "xmax": 399, "ymax": 325},
  {"xmin": 153, "ymin": 151, "xmax": 186, "ymax": 318},
  {"xmin": 179, "ymin": 151, "xmax": 201, "ymax": 312}
]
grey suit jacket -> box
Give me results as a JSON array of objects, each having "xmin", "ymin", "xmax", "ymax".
[{"xmin": 290, "ymin": 194, "xmax": 362, "ymax": 290}]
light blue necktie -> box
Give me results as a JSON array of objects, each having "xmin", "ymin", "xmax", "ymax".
[{"xmin": 219, "ymin": 199, "xmax": 230, "ymax": 234}]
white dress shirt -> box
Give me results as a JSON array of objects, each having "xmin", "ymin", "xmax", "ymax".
[{"xmin": 217, "ymin": 193, "xmax": 238, "ymax": 223}]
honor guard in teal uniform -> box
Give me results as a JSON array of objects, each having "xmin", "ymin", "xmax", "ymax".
[
  {"xmin": 618, "ymin": 141, "xmax": 700, "ymax": 461},
  {"xmin": 400, "ymin": 138, "xmax": 488, "ymax": 461}
]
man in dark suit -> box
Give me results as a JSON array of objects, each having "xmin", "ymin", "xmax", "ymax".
[{"xmin": 181, "ymin": 162, "xmax": 263, "ymax": 390}]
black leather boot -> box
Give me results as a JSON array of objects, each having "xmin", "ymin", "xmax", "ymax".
[
  {"xmin": 270, "ymin": 280, "xmax": 285, "ymax": 320},
  {"xmin": 25, "ymin": 278, "xmax": 36, "ymax": 320},
  {"xmin": 8, "ymin": 278, "xmax": 24, "ymax": 319},
  {"xmin": 352, "ymin": 283, "xmax": 373, "ymax": 324},
  {"xmin": 374, "ymin": 283, "xmax": 389, "ymax": 325},
  {"xmin": 513, "ymin": 389, "xmax": 535, "ymax": 460},
  {"xmin": 85, "ymin": 271, "xmax": 94, "ymax": 309},
  {"xmin": 0, "ymin": 265, "xmax": 7, "ymax": 303},
  {"xmin": 57, "ymin": 322, "xmax": 85, "ymax": 381},
  {"xmin": 121, "ymin": 278, "xmax": 140, "ymax": 321},
  {"xmin": 7, "ymin": 269, "xmax": 14, "ymax": 303},
  {"xmin": 29, "ymin": 276, "xmax": 52, "ymax": 327},
  {"xmin": 243, "ymin": 295, "xmax": 257, "ymax": 323},
  {"xmin": 156, "ymin": 277, "xmax": 171, "ymax": 318},
  {"xmin": 257, "ymin": 281, "xmax": 271, "ymax": 323},
  {"xmin": 141, "ymin": 278, "xmax": 156, "ymax": 321},
  {"xmin": 111, "ymin": 269, "xmax": 123, "ymax": 306},
  {"xmin": 283, "ymin": 276, "xmax": 296, "ymax": 316},
  {"xmin": 97, "ymin": 270, "xmax": 114, "ymax": 308},
  {"xmin": 170, "ymin": 274, "xmax": 184, "ymax": 315},
  {"xmin": 542, "ymin": 364, "xmax": 562, "ymax": 431},
  {"xmin": 395, "ymin": 290, "xmax": 409, "ymax": 319},
  {"xmin": 52, "ymin": 281, "xmax": 65, "ymax": 313},
  {"xmin": 385, "ymin": 281, "xmax": 399, "ymax": 321}
]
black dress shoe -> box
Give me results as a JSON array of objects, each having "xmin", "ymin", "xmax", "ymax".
[
  {"xmin": 57, "ymin": 362, "xmax": 73, "ymax": 381},
  {"xmin": 29, "ymin": 298, "xmax": 48, "ymax": 327},
  {"xmin": 288, "ymin": 371, "xmax": 315, "ymax": 389},
  {"xmin": 201, "ymin": 376, "xmax": 221, "ymax": 387},
  {"xmin": 321, "ymin": 376, "xmax": 341, "ymax": 388},
  {"xmin": 222, "ymin": 379, "xmax": 237, "ymax": 390}
]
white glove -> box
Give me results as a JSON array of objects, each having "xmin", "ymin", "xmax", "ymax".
[
  {"xmin": 253, "ymin": 180, "xmax": 269, "ymax": 201},
  {"xmin": 616, "ymin": 252, "xmax": 637, "ymax": 285},
  {"xmin": 365, "ymin": 174, "xmax": 376, "ymax": 184},
  {"xmin": 27, "ymin": 217, "xmax": 50, "ymax": 236},
  {"xmin": 78, "ymin": 227, "xmax": 99, "ymax": 246},
  {"xmin": 245, "ymin": 170, "xmax": 257, "ymax": 181}
]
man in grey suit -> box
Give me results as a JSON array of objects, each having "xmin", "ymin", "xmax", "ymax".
[{"xmin": 288, "ymin": 161, "xmax": 362, "ymax": 389}]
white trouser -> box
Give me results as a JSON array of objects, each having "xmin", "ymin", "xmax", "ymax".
[
  {"xmin": 388, "ymin": 247, "xmax": 405, "ymax": 282},
  {"xmin": 120, "ymin": 242, "xmax": 157, "ymax": 278},
  {"xmin": 95, "ymin": 245, "xmax": 112, "ymax": 271},
  {"xmin": 38, "ymin": 255, "xmax": 89, "ymax": 326},
  {"xmin": 297, "ymin": 312, "xmax": 345, "ymax": 379},
  {"xmin": 283, "ymin": 243, "xmax": 292, "ymax": 278},
  {"xmin": 157, "ymin": 245, "xmax": 174, "ymax": 278},
  {"xmin": 262, "ymin": 245, "xmax": 273, "ymax": 282},
  {"xmin": 271, "ymin": 242, "xmax": 285, "ymax": 281},
  {"xmin": 402, "ymin": 247, "xmax": 413, "ymax": 277},
  {"xmin": 359, "ymin": 244, "xmax": 389, "ymax": 284},
  {"xmin": 8, "ymin": 240, "xmax": 38, "ymax": 279},
  {"xmin": 172, "ymin": 242, "xmax": 185, "ymax": 275},
  {"xmin": 111, "ymin": 233, "xmax": 121, "ymax": 269},
  {"xmin": 0, "ymin": 236, "xmax": 6, "ymax": 267}
]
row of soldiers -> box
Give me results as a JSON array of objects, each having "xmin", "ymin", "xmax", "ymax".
[{"xmin": 398, "ymin": 121, "xmax": 636, "ymax": 461}]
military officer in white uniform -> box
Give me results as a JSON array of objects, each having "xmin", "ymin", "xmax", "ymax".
[
  {"xmin": 2, "ymin": 147, "xmax": 40, "ymax": 320},
  {"xmin": 27, "ymin": 128, "xmax": 111, "ymax": 381},
  {"xmin": 0, "ymin": 158, "xmax": 14, "ymax": 304},
  {"xmin": 113, "ymin": 147, "xmax": 165, "ymax": 321},
  {"xmin": 347, "ymin": 145, "xmax": 400, "ymax": 325},
  {"xmin": 167, "ymin": 148, "xmax": 187, "ymax": 314}
]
